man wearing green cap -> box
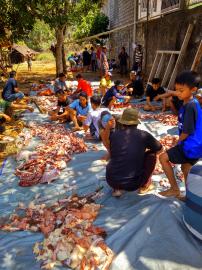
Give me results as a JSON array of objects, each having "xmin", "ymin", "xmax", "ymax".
[{"xmin": 106, "ymin": 107, "xmax": 162, "ymax": 196}]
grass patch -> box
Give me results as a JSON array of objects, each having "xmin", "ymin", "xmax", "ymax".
[{"xmin": 36, "ymin": 52, "xmax": 55, "ymax": 62}]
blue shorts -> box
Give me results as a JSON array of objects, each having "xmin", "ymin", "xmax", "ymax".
[{"xmin": 4, "ymin": 92, "xmax": 24, "ymax": 102}]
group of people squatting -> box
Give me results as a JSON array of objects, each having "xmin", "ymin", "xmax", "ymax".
[{"xmin": 1, "ymin": 68, "xmax": 202, "ymax": 199}]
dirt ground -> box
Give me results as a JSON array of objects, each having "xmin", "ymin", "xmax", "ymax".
[
  {"xmin": 0, "ymin": 59, "xmax": 128, "ymax": 167},
  {"xmin": 0, "ymin": 60, "xmax": 128, "ymax": 95}
]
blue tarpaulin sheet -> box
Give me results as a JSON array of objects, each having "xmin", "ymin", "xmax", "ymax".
[{"xmin": 0, "ymin": 107, "xmax": 202, "ymax": 270}]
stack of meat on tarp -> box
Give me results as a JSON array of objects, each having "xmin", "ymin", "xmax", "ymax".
[
  {"xmin": 16, "ymin": 123, "xmax": 87, "ymax": 187},
  {"xmin": 1, "ymin": 190, "xmax": 114, "ymax": 270}
]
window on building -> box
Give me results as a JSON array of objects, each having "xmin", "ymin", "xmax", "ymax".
[
  {"xmin": 151, "ymin": 0, "xmax": 157, "ymax": 12},
  {"xmin": 141, "ymin": 0, "xmax": 148, "ymax": 12},
  {"xmin": 161, "ymin": 0, "xmax": 180, "ymax": 11}
]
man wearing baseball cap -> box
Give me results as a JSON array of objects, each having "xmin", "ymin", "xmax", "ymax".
[
  {"xmin": 99, "ymin": 72, "xmax": 112, "ymax": 96},
  {"xmin": 102, "ymin": 80, "xmax": 130, "ymax": 109},
  {"xmin": 126, "ymin": 70, "xmax": 144, "ymax": 97},
  {"xmin": 106, "ymin": 107, "xmax": 162, "ymax": 197}
]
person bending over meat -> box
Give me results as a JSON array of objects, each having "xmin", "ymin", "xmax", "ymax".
[
  {"xmin": 83, "ymin": 95, "xmax": 110, "ymax": 140},
  {"xmin": 73, "ymin": 74, "xmax": 93, "ymax": 97},
  {"xmin": 105, "ymin": 108, "xmax": 162, "ymax": 197},
  {"xmin": 144, "ymin": 78, "xmax": 166, "ymax": 111},
  {"xmin": 102, "ymin": 80, "xmax": 130, "ymax": 110},
  {"xmin": 50, "ymin": 92, "xmax": 91, "ymax": 131},
  {"xmin": 49, "ymin": 90, "xmax": 70, "ymax": 122},
  {"xmin": 54, "ymin": 72, "xmax": 69, "ymax": 93},
  {"xmin": 155, "ymin": 88, "xmax": 183, "ymax": 114},
  {"xmin": 126, "ymin": 70, "xmax": 144, "ymax": 97}
]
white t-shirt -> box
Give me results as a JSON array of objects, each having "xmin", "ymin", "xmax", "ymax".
[{"xmin": 85, "ymin": 108, "xmax": 109, "ymax": 138}]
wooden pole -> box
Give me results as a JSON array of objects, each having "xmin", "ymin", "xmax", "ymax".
[
  {"xmin": 191, "ymin": 40, "xmax": 202, "ymax": 72},
  {"xmin": 162, "ymin": 54, "xmax": 176, "ymax": 87},
  {"xmin": 148, "ymin": 52, "xmax": 160, "ymax": 82},
  {"xmin": 168, "ymin": 23, "xmax": 194, "ymax": 89},
  {"xmin": 144, "ymin": 0, "xmax": 150, "ymax": 74}
]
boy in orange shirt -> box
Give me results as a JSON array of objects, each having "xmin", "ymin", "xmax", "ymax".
[{"xmin": 75, "ymin": 74, "xmax": 93, "ymax": 97}]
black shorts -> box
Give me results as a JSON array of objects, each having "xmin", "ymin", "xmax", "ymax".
[{"xmin": 167, "ymin": 144, "xmax": 198, "ymax": 165}]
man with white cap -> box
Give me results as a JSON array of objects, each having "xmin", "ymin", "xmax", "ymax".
[
  {"xmin": 126, "ymin": 70, "xmax": 144, "ymax": 97},
  {"xmin": 106, "ymin": 107, "xmax": 162, "ymax": 197}
]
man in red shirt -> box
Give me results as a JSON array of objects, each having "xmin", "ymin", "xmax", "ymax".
[{"xmin": 75, "ymin": 74, "xmax": 93, "ymax": 97}]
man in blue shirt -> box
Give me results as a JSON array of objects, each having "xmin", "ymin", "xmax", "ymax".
[
  {"xmin": 102, "ymin": 80, "xmax": 130, "ymax": 109},
  {"xmin": 50, "ymin": 92, "xmax": 90, "ymax": 131},
  {"xmin": 2, "ymin": 71, "xmax": 24, "ymax": 102},
  {"xmin": 69, "ymin": 92, "xmax": 91, "ymax": 131}
]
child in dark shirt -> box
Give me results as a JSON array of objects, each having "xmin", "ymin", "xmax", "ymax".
[
  {"xmin": 102, "ymin": 80, "xmax": 130, "ymax": 109},
  {"xmin": 154, "ymin": 89, "xmax": 184, "ymax": 114},
  {"xmin": 159, "ymin": 71, "xmax": 201, "ymax": 197},
  {"xmin": 50, "ymin": 90, "xmax": 70, "ymax": 121},
  {"xmin": 144, "ymin": 78, "xmax": 165, "ymax": 111},
  {"xmin": 126, "ymin": 71, "xmax": 144, "ymax": 97},
  {"xmin": 56, "ymin": 90, "xmax": 70, "ymax": 113}
]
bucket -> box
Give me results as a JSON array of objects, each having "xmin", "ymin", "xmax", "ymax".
[{"xmin": 183, "ymin": 164, "xmax": 202, "ymax": 240}]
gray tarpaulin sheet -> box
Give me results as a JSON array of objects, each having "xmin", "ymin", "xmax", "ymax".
[{"xmin": 0, "ymin": 107, "xmax": 202, "ymax": 270}]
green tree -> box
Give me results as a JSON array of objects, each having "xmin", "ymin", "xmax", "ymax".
[
  {"xmin": 74, "ymin": 11, "xmax": 109, "ymax": 40},
  {"xmin": 26, "ymin": 20, "xmax": 54, "ymax": 51},
  {"xmin": 0, "ymin": 0, "xmax": 35, "ymax": 42},
  {"xmin": 24, "ymin": 0, "xmax": 71, "ymax": 75},
  {"xmin": 0, "ymin": 0, "xmax": 104, "ymax": 75},
  {"xmin": 29, "ymin": 0, "xmax": 104, "ymax": 75}
]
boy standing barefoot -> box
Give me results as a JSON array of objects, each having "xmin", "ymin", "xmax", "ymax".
[{"xmin": 159, "ymin": 71, "xmax": 201, "ymax": 197}]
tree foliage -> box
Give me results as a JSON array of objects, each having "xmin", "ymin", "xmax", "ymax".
[
  {"xmin": 72, "ymin": 0, "xmax": 109, "ymax": 39},
  {"xmin": 74, "ymin": 11, "xmax": 109, "ymax": 40},
  {"xmin": 0, "ymin": 0, "xmax": 35, "ymax": 41},
  {"xmin": 0, "ymin": 0, "xmax": 106, "ymax": 74},
  {"xmin": 26, "ymin": 20, "xmax": 54, "ymax": 51}
]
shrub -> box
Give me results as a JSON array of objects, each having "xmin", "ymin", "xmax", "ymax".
[{"xmin": 36, "ymin": 52, "xmax": 55, "ymax": 62}]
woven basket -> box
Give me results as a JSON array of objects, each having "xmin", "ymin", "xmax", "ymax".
[{"xmin": 0, "ymin": 135, "xmax": 17, "ymax": 155}]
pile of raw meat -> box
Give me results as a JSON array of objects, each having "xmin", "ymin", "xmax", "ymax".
[
  {"xmin": 153, "ymin": 135, "xmax": 178, "ymax": 175},
  {"xmin": 32, "ymin": 96, "xmax": 58, "ymax": 112},
  {"xmin": 16, "ymin": 123, "xmax": 87, "ymax": 187},
  {"xmin": 140, "ymin": 113, "xmax": 178, "ymax": 126},
  {"xmin": 1, "ymin": 190, "xmax": 114, "ymax": 270},
  {"xmin": 159, "ymin": 134, "xmax": 178, "ymax": 150}
]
